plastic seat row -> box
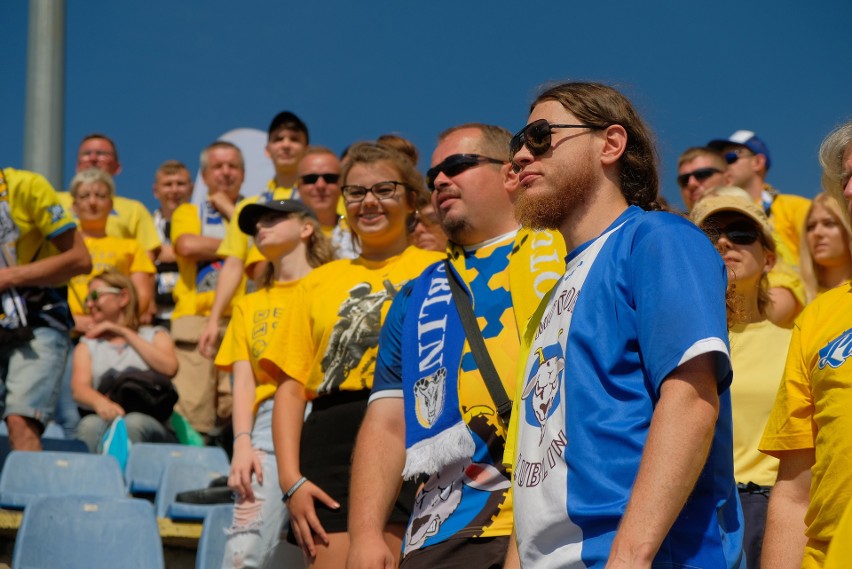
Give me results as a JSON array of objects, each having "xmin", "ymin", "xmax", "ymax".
[{"xmin": 0, "ymin": 444, "xmax": 230, "ymax": 521}]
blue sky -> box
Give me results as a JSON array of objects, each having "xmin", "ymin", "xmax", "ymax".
[{"xmin": 1, "ymin": 1, "xmax": 850, "ymax": 212}]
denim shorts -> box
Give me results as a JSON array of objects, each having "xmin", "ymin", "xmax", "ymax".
[{"xmin": 0, "ymin": 327, "xmax": 70, "ymax": 426}]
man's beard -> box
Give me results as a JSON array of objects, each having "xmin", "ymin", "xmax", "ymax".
[{"xmin": 514, "ymin": 162, "xmax": 594, "ymax": 230}]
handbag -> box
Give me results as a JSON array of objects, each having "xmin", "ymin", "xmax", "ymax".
[
  {"xmin": 444, "ymin": 260, "xmax": 513, "ymax": 426},
  {"xmin": 97, "ymin": 367, "xmax": 179, "ymax": 423}
]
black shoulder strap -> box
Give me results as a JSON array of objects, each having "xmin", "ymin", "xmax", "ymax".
[{"xmin": 444, "ymin": 259, "xmax": 512, "ymax": 425}]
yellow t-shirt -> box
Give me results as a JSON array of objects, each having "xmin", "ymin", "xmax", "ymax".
[
  {"xmin": 217, "ymin": 186, "xmax": 295, "ymax": 261},
  {"xmin": 767, "ymin": 190, "xmax": 811, "ymax": 268},
  {"xmin": 261, "ymin": 246, "xmax": 443, "ymax": 398},
  {"xmin": 58, "ymin": 192, "xmax": 161, "ymax": 252},
  {"xmin": 216, "ymin": 280, "xmax": 301, "ymax": 413},
  {"xmin": 759, "ymin": 282, "xmax": 852, "ymax": 568},
  {"xmin": 825, "ymin": 498, "xmax": 852, "ymax": 569},
  {"xmin": 729, "ymin": 319, "xmax": 791, "ymax": 486},
  {"xmin": 170, "ymin": 202, "xmax": 244, "ymax": 319},
  {"xmin": 68, "ymin": 236, "xmax": 156, "ymax": 315},
  {"xmin": 1, "ymin": 168, "xmax": 76, "ymax": 267}
]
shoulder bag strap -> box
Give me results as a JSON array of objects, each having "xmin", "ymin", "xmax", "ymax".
[{"xmin": 444, "ymin": 259, "xmax": 512, "ymax": 425}]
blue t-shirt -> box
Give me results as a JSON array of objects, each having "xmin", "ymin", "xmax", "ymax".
[{"xmin": 511, "ymin": 206, "xmax": 743, "ymax": 568}]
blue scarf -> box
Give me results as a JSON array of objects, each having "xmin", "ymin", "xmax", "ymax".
[{"xmin": 401, "ymin": 261, "xmax": 475, "ymax": 479}]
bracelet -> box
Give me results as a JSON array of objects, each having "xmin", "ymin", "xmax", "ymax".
[
  {"xmin": 283, "ymin": 476, "xmax": 308, "ymax": 503},
  {"xmin": 233, "ymin": 431, "xmax": 251, "ymax": 442}
]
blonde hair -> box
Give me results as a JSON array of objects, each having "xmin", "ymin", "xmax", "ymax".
[
  {"xmin": 800, "ymin": 192, "xmax": 852, "ymax": 302},
  {"xmin": 89, "ymin": 269, "xmax": 140, "ymax": 330},
  {"xmin": 70, "ymin": 168, "xmax": 115, "ymax": 198}
]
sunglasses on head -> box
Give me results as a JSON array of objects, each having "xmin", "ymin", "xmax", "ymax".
[
  {"xmin": 509, "ymin": 119, "xmax": 606, "ymax": 165},
  {"xmin": 676, "ymin": 167, "xmax": 722, "ymax": 188},
  {"xmin": 426, "ymin": 154, "xmax": 504, "ymax": 191},
  {"xmin": 299, "ymin": 173, "xmax": 340, "ymax": 185},
  {"xmin": 86, "ymin": 286, "xmax": 122, "ymax": 302},
  {"xmin": 705, "ymin": 220, "xmax": 761, "ymax": 246}
]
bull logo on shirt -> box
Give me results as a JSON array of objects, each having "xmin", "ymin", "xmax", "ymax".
[
  {"xmin": 405, "ymin": 458, "xmax": 510, "ymax": 552},
  {"xmin": 414, "ymin": 367, "xmax": 446, "ymax": 429},
  {"xmin": 522, "ymin": 341, "xmax": 564, "ymax": 444},
  {"xmin": 819, "ymin": 328, "xmax": 852, "ymax": 369}
]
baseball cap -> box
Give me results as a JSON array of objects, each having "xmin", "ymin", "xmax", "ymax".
[
  {"xmin": 267, "ymin": 111, "xmax": 309, "ymax": 143},
  {"xmin": 690, "ymin": 186, "xmax": 774, "ymax": 249},
  {"xmin": 238, "ymin": 199, "xmax": 317, "ymax": 236},
  {"xmin": 707, "ymin": 130, "xmax": 771, "ymax": 170}
]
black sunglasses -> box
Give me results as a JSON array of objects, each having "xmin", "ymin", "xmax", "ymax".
[
  {"xmin": 705, "ymin": 220, "xmax": 761, "ymax": 246},
  {"xmin": 299, "ymin": 173, "xmax": 340, "ymax": 185},
  {"xmin": 509, "ymin": 119, "xmax": 605, "ymax": 163},
  {"xmin": 676, "ymin": 167, "xmax": 722, "ymax": 188},
  {"xmin": 426, "ymin": 154, "xmax": 504, "ymax": 191}
]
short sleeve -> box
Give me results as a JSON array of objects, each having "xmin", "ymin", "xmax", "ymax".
[
  {"xmin": 128, "ymin": 200, "xmax": 162, "ymax": 252},
  {"xmin": 370, "ymin": 281, "xmax": 413, "ymax": 401},
  {"xmin": 26, "ymin": 174, "xmax": 76, "ymax": 240},
  {"xmin": 630, "ymin": 216, "xmax": 731, "ymax": 394},
  {"xmin": 215, "ymin": 299, "xmax": 250, "ymax": 372},
  {"xmin": 130, "ymin": 242, "xmax": 156, "ymax": 274},
  {"xmin": 217, "ymin": 199, "xmax": 252, "ymax": 260},
  {"xmin": 759, "ymin": 322, "xmax": 815, "ymax": 456},
  {"xmin": 170, "ymin": 203, "xmax": 200, "ymax": 243},
  {"xmin": 259, "ymin": 281, "xmax": 313, "ymax": 385}
]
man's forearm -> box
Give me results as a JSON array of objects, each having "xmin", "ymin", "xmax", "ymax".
[
  {"xmin": 761, "ymin": 450, "xmax": 813, "ymax": 569},
  {"xmin": 174, "ymin": 234, "xmax": 222, "ymax": 262},
  {"xmin": 0, "ymin": 230, "xmax": 91, "ymax": 289},
  {"xmin": 349, "ymin": 398, "xmax": 407, "ymax": 540},
  {"xmin": 608, "ymin": 356, "xmax": 720, "ymax": 567}
]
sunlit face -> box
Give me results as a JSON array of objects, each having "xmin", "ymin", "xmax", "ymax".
[
  {"xmin": 429, "ymin": 127, "xmax": 508, "ymax": 244},
  {"xmin": 266, "ymin": 127, "xmax": 308, "ymax": 173},
  {"xmin": 253, "ymin": 212, "xmax": 310, "ymax": 260},
  {"xmin": 202, "ymin": 147, "xmax": 244, "ymax": 200},
  {"xmin": 678, "ymin": 155, "xmax": 725, "ymax": 211},
  {"xmin": 297, "ymin": 153, "xmax": 342, "ymax": 221},
  {"xmin": 85, "ymin": 278, "xmax": 127, "ymax": 323},
  {"xmin": 512, "ymin": 100, "xmax": 600, "ymax": 230},
  {"xmin": 343, "ymin": 161, "xmax": 412, "ymax": 250},
  {"xmin": 721, "ymin": 144, "xmax": 759, "ymax": 188},
  {"xmin": 153, "ymin": 169, "xmax": 192, "ymax": 216},
  {"xmin": 705, "ymin": 212, "xmax": 773, "ymax": 289},
  {"xmin": 73, "ymin": 181, "xmax": 113, "ymax": 223},
  {"xmin": 806, "ymin": 202, "xmax": 851, "ymax": 269},
  {"xmin": 77, "ymin": 138, "xmax": 120, "ymax": 175}
]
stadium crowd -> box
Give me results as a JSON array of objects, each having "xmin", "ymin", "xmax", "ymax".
[{"xmin": 1, "ymin": 81, "xmax": 851, "ymax": 569}]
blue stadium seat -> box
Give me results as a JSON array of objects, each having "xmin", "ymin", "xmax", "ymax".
[
  {"xmin": 12, "ymin": 495, "xmax": 164, "ymax": 569},
  {"xmin": 125, "ymin": 443, "xmax": 230, "ymax": 494},
  {"xmin": 0, "ymin": 450, "xmax": 125, "ymax": 509},
  {"xmin": 155, "ymin": 461, "xmax": 230, "ymax": 521},
  {"xmin": 196, "ymin": 504, "xmax": 234, "ymax": 569}
]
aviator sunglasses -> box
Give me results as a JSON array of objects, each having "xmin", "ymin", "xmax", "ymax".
[
  {"xmin": 509, "ymin": 119, "xmax": 606, "ymax": 165},
  {"xmin": 299, "ymin": 173, "xmax": 340, "ymax": 185},
  {"xmin": 676, "ymin": 167, "xmax": 722, "ymax": 188},
  {"xmin": 426, "ymin": 154, "xmax": 504, "ymax": 191},
  {"xmin": 704, "ymin": 220, "xmax": 761, "ymax": 246}
]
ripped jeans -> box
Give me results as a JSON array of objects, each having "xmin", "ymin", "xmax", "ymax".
[{"xmin": 221, "ymin": 399, "xmax": 289, "ymax": 569}]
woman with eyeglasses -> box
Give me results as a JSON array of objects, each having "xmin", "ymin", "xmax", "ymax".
[
  {"xmin": 71, "ymin": 269, "xmax": 179, "ymax": 452},
  {"xmin": 214, "ymin": 199, "xmax": 334, "ymax": 569},
  {"xmin": 263, "ymin": 143, "xmax": 443, "ymax": 568},
  {"xmin": 691, "ymin": 188, "xmax": 791, "ymax": 568},
  {"xmin": 799, "ymin": 191, "xmax": 852, "ymax": 303}
]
